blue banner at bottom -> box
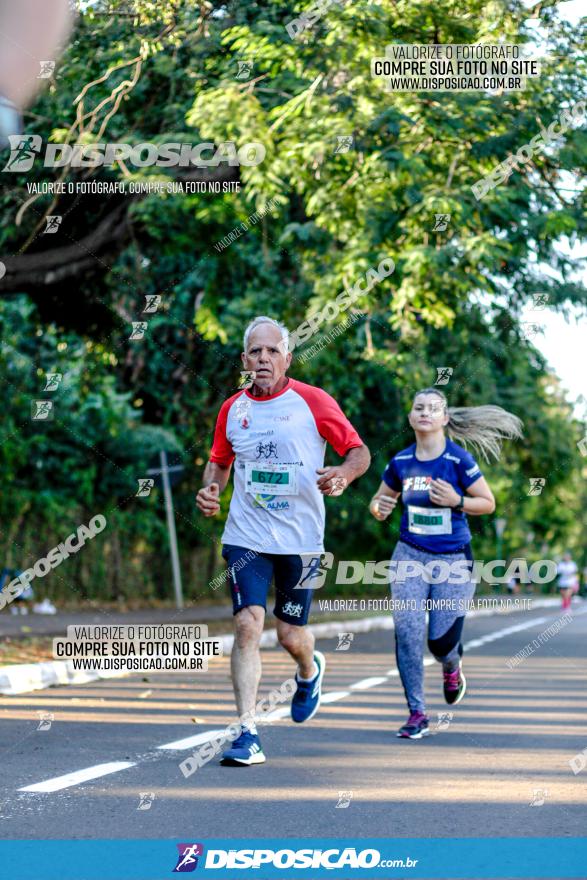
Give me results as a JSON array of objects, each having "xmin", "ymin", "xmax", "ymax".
[{"xmin": 0, "ymin": 838, "xmax": 585, "ymax": 879}]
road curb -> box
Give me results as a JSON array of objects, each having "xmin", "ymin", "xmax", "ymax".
[
  {"xmin": 0, "ymin": 597, "xmax": 565, "ymax": 696},
  {"xmin": 0, "ymin": 659, "xmax": 129, "ymax": 696}
]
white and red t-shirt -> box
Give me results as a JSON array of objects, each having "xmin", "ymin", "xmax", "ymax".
[{"xmin": 209, "ymin": 378, "xmax": 363, "ymax": 554}]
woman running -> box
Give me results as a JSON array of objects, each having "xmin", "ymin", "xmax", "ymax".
[{"xmin": 369, "ymin": 388, "xmax": 522, "ymax": 739}]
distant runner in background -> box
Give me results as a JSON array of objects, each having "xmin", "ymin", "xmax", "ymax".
[
  {"xmin": 506, "ymin": 575, "xmax": 520, "ymax": 596},
  {"xmin": 557, "ymin": 552, "xmax": 578, "ymax": 611},
  {"xmin": 369, "ymin": 388, "xmax": 522, "ymax": 740}
]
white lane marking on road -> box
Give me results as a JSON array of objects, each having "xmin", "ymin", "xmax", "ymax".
[
  {"xmin": 157, "ymin": 729, "xmax": 227, "ymax": 751},
  {"xmin": 350, "ymin": 676, "xmax": 389, "ymax": 690},
  {"xmin": 320, "ymin": 690, "xmax": 351, "ymax": 703},
  {"xmin": 19, "ymin": 610, "xmax": 570, "ymax": 793},
  {"xmin": 385, "ymin": 617, "xmax": 551, "ymax": 677},
  {"xmin": 462, "ymin": 616, "xmax": 549, "ymax": 651},
  {"xmin": 19, "ymin": 762, "xmax": 136, "ymax": 793}
]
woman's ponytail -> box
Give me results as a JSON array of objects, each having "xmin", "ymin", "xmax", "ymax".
[{"xmin": 414, "ymin": 388, "xmax": 524, "ymax": 462}]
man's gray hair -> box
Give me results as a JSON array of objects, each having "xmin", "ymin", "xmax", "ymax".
[{"xmin": 243, "ymin": 316, "xmax": 289, "ymax": 353}]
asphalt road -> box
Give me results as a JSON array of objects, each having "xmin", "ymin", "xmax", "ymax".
[{"xmin": 1, "ymin": 603, "xmax": 586, "ymax": 841}]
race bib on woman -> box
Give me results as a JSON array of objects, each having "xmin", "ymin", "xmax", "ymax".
[{"xmin": 407, "ymin": 505, "xmax": 452, "ymax": 535}]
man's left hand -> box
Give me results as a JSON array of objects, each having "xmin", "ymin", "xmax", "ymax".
[{"xmin": 316, "ymin": 467, "xmax": 349, "ymax": 496}]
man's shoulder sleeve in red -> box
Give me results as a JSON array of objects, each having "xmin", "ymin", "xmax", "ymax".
[
  {"xmin": 209, "ymin": 392, "xmax": 242, "ymax": 466},
  {"xmin": 290, "ymin": 379, "xmax": 363, "ymax": 457}
]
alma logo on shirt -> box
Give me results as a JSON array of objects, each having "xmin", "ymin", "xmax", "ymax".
[
  {"xmin": 403, "ymin": 476, "xmax": 431, "ymax": 492},
  {"xmin": 253, "ymin": 494, "xmax": 290, "ymax": 511}
]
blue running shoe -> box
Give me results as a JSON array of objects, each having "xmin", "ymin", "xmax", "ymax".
[
  {"xmin": 220, "ymin": 729, "xmax": 266, "ymax": 766},
  {"xmin": 291, "ymin": 650, "xmax": 326, "ymax": 723}
]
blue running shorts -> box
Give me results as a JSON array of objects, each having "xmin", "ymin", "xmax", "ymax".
[{"xmin": 221, "ymin": 544, "xmax": 318, "ymax": 626}]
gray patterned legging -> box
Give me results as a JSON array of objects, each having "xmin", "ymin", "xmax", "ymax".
[{"xmin": 390, "ymin": 540, "xmax": 476, "ymax": 714}]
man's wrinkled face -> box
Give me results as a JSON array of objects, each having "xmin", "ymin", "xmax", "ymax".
[
  {"xmin": 241, "ymin": 323, "xmax": 291, "ymax": 391},
  {"xmin": 408, "ymin": 393, "xmax": 449, "ymax": 432}
]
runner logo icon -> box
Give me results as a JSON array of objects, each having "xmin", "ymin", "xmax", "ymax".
[
  {"xmin": 3, "ymin": 135, "xmax": 42, "ymax": 172},
  {"xmin": 282, "ymin": 600, "xmax": 303, "ymax": 618},
  {"xmin": 173, "ymin": 843, "xmax": 204, "ymax": 872},
  {"xmin": 295, "ymin": 552, "xmax": 334, "ymax": 589},
  {"xmin": 336, "ymin": 632, "xmax": 354, "ymax": 651},
  {"xmin": 255, "ymin": 441, "xmax": 278, "ymax": 459}
]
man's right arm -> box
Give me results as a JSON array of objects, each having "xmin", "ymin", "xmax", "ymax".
[
  {"xmin": 196, "ymin": 461, "xmax": 232, "ymax": 517},
  {"xmin": 197, "ymin": 396, "xmax": 236, "ymax": 516}
]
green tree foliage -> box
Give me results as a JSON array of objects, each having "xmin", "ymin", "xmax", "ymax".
[{"xmin": 0, "ymin": 0, "xmax": 585, "ymax": 602}]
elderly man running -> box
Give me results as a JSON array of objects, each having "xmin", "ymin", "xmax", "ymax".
[{"xmin": 196, "ymin": 316, "xmax": 370, "ymax": 765}]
